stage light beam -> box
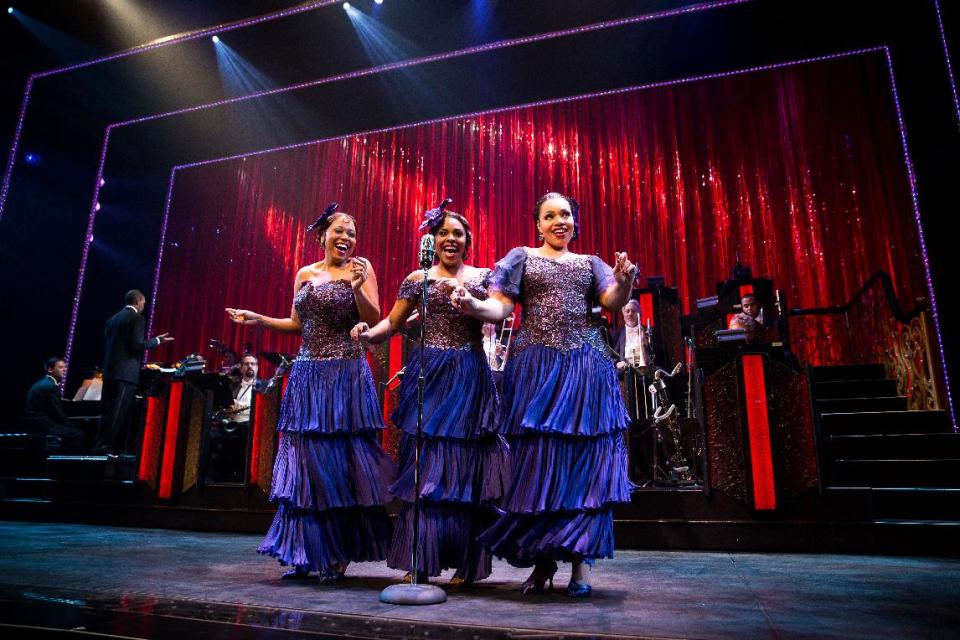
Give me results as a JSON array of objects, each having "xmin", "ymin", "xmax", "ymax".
[
  {"xmin": 213, "ymin": 39, "xmax": 276, "ymax": 97},
  {"xmin": 7, "ymin": 8, "xmax": 102, "ymax": 63},
  {"xmin": 343, "ymin": 3, "xmax": 424, "ymax": 65},
  {"xmin": 101, "ymin": 0, "xmax": 185, "ymax": 47}
]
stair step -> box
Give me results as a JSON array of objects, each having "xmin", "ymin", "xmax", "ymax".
[
  {"xmin": 830, "ymin": 459, "xmax": 960, "ymax": 487},
  {"xmin": 821, "ymin": 410, "xmax": 952, "ymax": 436},
  {"xmin": 815, "ymin": 379, "xmax": 899, "ymax": 400},
  {"xmin": 826, "ymin": 487, "xmax": 960, "ymax": 521},
  {"xmin": 813, "ymin": 364, "xmax": 887, "ymax": 382},
  {"xmin": 817, "ymin": 396, "xmax": 909, "ymax": 413},
  {"xmin": 46, "ymin": 455, "xmax": 137, "ymax": 481},
  {"xmin": 829, "ymin": 433, "xmax": 960, "ymax": 459},
  {"xmin": 0, "ymin": 433, "xmax": 50, "ymax": 476},
  {"xmin": 872, "ymin": 519, "xmax": 960, "ymax": 526},
  {"xmin": 0, "ymin": 476, "xmax": 135, "ymax": 502}
]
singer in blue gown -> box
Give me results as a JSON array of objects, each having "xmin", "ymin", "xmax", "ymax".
[
  {"xmin": 352, "ymin": 208, "xmax": 507, "ymax": 584},
  {"xmin": 228, "ymin": 206, "xmax": 394, "ymax": 582},
  {"xmin": 451, "ymin": 192, "xmax": 636, "ymax": 597}
]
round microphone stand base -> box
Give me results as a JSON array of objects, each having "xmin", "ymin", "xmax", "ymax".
[{"xmin": 379, "ymin": 582, "xmax": 448, "ymax": 605}]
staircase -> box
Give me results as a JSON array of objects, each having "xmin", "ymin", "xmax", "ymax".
[
  {"xmin": 0, "ymin": 454, "xmax": 136, "ymax": 506},
  {"xmin": 811, "ymin": 364, "xmax": 960, "ymax": 525}
]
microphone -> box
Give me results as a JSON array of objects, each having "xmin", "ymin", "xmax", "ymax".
[{"xmin": 419, "ymin": 233, "xmax": 435, "ymax": 269}]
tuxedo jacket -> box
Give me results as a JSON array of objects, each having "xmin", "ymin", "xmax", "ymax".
[
  {"xmin": 102, "ymin": 307, "xmax": 160, "ymax": 384},
  {"xmin": 612, "ymin": 327, "xmax": 626, "ymax": 361},
  {"xmin": 23, "ymin": 376, "xmax": 69, "ymax": 425},
  {"xmin": 229, "ymin": 378, "xmax": 266, "ymax": 399}
]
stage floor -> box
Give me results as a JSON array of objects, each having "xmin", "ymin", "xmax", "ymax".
[{"xmin": 0, "ymin": 522, "xmax": 958, "ymax": 639}]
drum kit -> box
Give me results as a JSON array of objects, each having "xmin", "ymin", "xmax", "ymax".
[
  {"xmin": 258, "ymin": 351, "xmax": 294, "ymax": 389},
  {"xmin": 207, "ymin": 337, "xmax": 293, "ymax": 390}
]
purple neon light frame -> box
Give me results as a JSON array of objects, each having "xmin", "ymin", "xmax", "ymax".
[
  {"xmin": 934, "ymin": 0, "xmax": 960, "ymax": 129},
  {"xmin": 32, "ymin": 1, "xmax": 951, "ymax": 426},
  {"xmin": 0, "ymin": 0, "xmax": 759, "ymax": 220},
  {"xmin": 0, "ymin": 0, "xmax": 346, "ymax": 219},
  {"xmin": 144, "ymin": 46, "xmax": 956, "ymax": 428},
  {"xmin": 883, "ymin": 47, "xmax": 956, "ymax": 426},
  {"xmin": 60, "ymin": 0, "xmax": 762, "ymax": 375}
]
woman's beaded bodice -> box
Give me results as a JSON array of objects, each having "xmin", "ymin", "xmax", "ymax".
[
  {"xmin": 294, "ymin": 280, "xmax": 363, "ymax": 360},
  {"xmin": 492, "ymin": 251, "xmax": 613, "ymax": 355},
  {"xmin": 398, "ymin": 269, "xmax": 490, "ymax": 350}
]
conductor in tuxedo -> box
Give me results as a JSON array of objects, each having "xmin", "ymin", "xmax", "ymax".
[{"xmin": 93, "ymin": 289, "xmax": 174, "ymax": 456}]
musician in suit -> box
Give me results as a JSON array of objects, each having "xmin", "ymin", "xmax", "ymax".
[
  {"xmin": 22, "ymin": 357, "xmax": 85, "ymax": 452},
  {"xmin": 206, "ymin": 353, "xmax": 262, "ymax": 483},
  {"xmin": 609, "ymin": 299, "xmax": 650, "ymax": 423},
  {"xmin": 93, "ymin": 289, "xmax": 173, "ymax": 456},
  {"xmin": 227, "ymin": 353, "xmax": 262, "ymax": 423},
  {"xmin": 728, "ymin": 293, "xmax": 768, "ymax": 343},
  {"xmin": 611, "ymin": 299, "xmax": 649, "ymax": 372}
]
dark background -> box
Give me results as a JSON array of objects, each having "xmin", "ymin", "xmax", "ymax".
[{"xmin": 0, "ymin": 0, "xmax": 957, "ymax": 419}]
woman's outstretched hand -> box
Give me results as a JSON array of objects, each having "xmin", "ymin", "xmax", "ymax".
[{"xmin": 226, "ymin": 308, "xmax": 260, "ymax": 325}]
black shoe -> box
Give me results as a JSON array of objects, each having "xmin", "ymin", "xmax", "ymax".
[
  {"xmin": 281, "ymin": 566, "xmax": 312, "ymax": 580},
  {"xmin": 520, "ymin": 560, "xmax": 557, "ymax": 595},
  {"xmin": 317, "ymin": 567, "xmax": 346, "ymax": 584}
]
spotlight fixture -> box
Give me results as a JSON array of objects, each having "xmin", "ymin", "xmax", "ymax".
[
  {"xmin": 343, "ymin": 2, "xmax": 350, "ymax": 10},
  {"xmin": 94, "ymin": 202, "xmax": 101, "ymax": 212},
  {"xmin": 212, "ymin": 35, "xmax": 220, "ymax": 43},
  {"xmin": 7, "ymin": 7, "xmax": 13, "ymax": 14},
  {"xmin": 99, "ymin": 178, "xmax": 106, "ymax": 187},
  {"xmin": 374, "ymin": 0, "xmax": 383, "ymax": 4},
  {"xmin": 24, "ymin": 152, "xmax": 39, "ymax": 166}
]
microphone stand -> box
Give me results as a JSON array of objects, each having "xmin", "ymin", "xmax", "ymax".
[{"xmin": 379, "ymin": 234, "xmax": 447, "ymax": 606}]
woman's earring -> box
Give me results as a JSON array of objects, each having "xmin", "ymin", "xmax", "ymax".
[{"xmin": 537, "ymin": 233, "xmax": 544, "ymax": 242}]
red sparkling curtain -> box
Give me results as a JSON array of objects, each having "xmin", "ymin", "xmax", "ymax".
[{"xmin": 151, "ymin": 53, "xmax": 923, "ymax": 370}]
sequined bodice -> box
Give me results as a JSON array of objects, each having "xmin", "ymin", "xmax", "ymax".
[
  {"xmin": 514, "ymin": 254, "xmax": 606, "ymax": 354},
  {"xmin": 398, "ymin": 270, "xmax": 489, "ymax": 350},
  {"xmin": 294, "ymin": 280, "xmax": 362, "ymax": 360}
]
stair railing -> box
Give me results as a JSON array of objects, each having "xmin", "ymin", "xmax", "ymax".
[{"xmin": 786, "ymin": 272, "xmax": 944, "ymax": 411}]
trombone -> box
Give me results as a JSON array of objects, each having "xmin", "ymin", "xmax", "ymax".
[{"xmin": 483, "ymin": 312, "xmax": 515, "ymax": 371}]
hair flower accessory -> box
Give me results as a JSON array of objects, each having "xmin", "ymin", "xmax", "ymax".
[
  {"xmin": 306, "ymin": 202, "xmax": 339, "ymax": 233},
  {"xmin": 418, "ymin": 197, "xmax": 453, "ymax": 233}
]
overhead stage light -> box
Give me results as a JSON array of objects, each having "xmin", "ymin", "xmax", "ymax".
[
  {"xmin": 343, "ymin": 3, "xmax": 351, "ymax": 10},
  {"xmin": 212, "ymin": 35, "xmax": 220, "ymax": 43},
  {"xmin": 7, "ymin": 8, "xmax": 13, "ymax": 14},
  {"xmin": 374, "ymin": 0, "xmax": 383, "ymax": 4}
]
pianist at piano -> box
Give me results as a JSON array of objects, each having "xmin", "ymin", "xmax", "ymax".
[{"xmin": 21, "ymin": 357, "xmax": 84, "ymax": 452}]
